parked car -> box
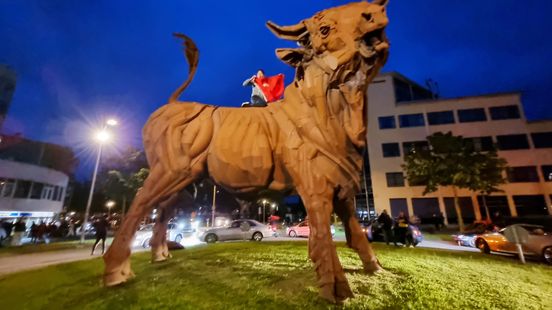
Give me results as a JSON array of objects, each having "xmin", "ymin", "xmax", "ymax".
[
  {"xmin": 474, "ymin": 224, "xmax": 552, "ymax": 264},
  {"xmin": 363, "ymin": 219, "xmax": 423, "ymax": 246},
  {"xmin": 286, "ymin": 221, "xmax": 335, "ymax": 238},
  {"xmin": 132, "ymin": 223, "xmax": 191, "ymax": 248},
  {"xmin": 453, "ymin": 222, "xmax": 499, "ymax": 247},
  {"xmin": 199, "ymin": 219, "xmax": 274, "ymax": 243}
]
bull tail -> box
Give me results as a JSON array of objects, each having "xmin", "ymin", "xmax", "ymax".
[{"xmin": 168, "ymin": 33, "xmax": 199, "ymax": 104}]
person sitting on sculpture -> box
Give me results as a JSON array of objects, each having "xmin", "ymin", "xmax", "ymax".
[{"xmin": 241, "ymin": 69, "xmax": 284, "ymax": 107}]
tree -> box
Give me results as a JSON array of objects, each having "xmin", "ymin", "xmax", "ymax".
[
  {"xmin": 99, "ymin": 148, "xmax": 149, "ymax": 216},
  {"xmin": 402, "ymin": 132, "xmax": 507, "ymax": 232},
  {"xmin": 470, "ymin": 150, "xmax": 508, "ymax": 222}
]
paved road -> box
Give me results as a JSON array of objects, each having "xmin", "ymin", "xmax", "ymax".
[{"xmin": 0, "ymin": 236, "xmax": 476, "ymax": 276}]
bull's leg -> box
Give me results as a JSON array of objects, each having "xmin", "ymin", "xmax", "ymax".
[
  {"xmin": 299, "ymin": 187, "xmax": 353, "ymax": 304},
  {"xmin": 103, "ymin": 165, "xmax": 195, "ymax": 287},
  {"xmin": 150, "ymin": 193, "xmax": 179, "ymax": 263},
  {"xmin": 335, "ymin": 198, "xmax": 382, "ymax": 273}
]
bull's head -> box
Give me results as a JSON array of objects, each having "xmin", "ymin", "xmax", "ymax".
[{"xmin": 267, "ymin": 0, "xmax": 389, "ymax": 81}]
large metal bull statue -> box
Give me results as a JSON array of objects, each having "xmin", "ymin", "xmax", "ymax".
[{"xmin": 104, "ymin": 0, "xmax": 390, "ymax": 303}]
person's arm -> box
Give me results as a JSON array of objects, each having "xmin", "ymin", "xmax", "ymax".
[{"xmin": 242, "ymin": 75, "xmax": 255, "ymax": 87}]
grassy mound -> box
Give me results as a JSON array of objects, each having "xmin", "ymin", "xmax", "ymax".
[{"xmin": 1, "ymin": 242, "xmax": 551, "ymax": 309}]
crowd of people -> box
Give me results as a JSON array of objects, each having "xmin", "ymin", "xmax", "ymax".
[
  {"xmin": 375, "ymin": 210, "xmax": 445, "ymax": 247},
  {"xmin": 0, "ymin": 217, "xmax": 78, "ymax": 247}
]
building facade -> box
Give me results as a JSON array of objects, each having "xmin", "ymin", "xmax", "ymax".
[{"xmin": 365, "ymin": 72, "xmax": 552, "ymax": 224}]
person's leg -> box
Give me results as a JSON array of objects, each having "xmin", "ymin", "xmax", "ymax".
[
  {"xmin": 102, "ymin": 236, "xmax": 106, "ymax": 254},
  {"xmin": 92, "ymin": 236, "xmax": 100, "ymax": 255}
]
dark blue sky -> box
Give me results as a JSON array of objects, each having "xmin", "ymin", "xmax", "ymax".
[{"xmin": 1, "ymin": 0, "xmax": 551, "ymax": 174}]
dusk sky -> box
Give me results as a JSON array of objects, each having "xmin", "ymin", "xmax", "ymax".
[{"xmin": 1, "ymin": 0, "xmax": 552, "ymax": 175}]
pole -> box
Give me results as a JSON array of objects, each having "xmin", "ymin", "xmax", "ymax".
[
  {"xmin": 211, "ymin": 185, "xmax": 217, "ymax": 227},
  {"xmin": 80, "ymin": 143, "xmax": 103, "ymax": 243}
]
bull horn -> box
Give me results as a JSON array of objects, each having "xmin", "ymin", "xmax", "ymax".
[
  {"xmin": 266, "ymin": 20, "xmax": 308, "ymax": 41},
  {"xmin": 372, "ymin": 0, "xmax": 389, "ymax": 6}
]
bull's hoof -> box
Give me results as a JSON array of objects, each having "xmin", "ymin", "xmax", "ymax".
[
  {"xmin": 103, "ymin": 269, "xmax": 135, "ymax": 287},
  {"xmin": 151, "ymin": 252, "xmax": 172, "ymax": 263},
  {"xmin": 335, "ymin": 280, "xmax": 354, "ymax": 302},
  {"xmin": 319, "ymin": 283, "xmax": 337, "ymax": 304},
  {"xmin": 363, "ymin": 259, "xmax": 383, "ymax": 274}
]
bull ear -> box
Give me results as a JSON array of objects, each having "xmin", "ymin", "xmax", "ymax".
[
  {"xmin": 275, "ymin": 48, "xmax": 305, "ymax": 67},
  {"xmin": 372, "ymin": 0, "xmax": 389, "ymax": 6},
  {"xmin": 266, "ymin": 20, "xmax": 308, "ymax": 41}
]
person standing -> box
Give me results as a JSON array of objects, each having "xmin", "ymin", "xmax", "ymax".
[
  {"xmin": 242, "ymin": 69, "xmax": 284, "ymax": 107},
  {"xmin": 394, "ymin": 212, "xmax": 410, "ymax": 247},
  {"xmin": 377, "ymin": 210, "xmax": 393, "ymax": 245},
  {"xmin": 91, "ymin": 216, "xmax": 108, "ymax": 255},
  {"xmin": 11, "ymin": 218, "xmax": 26, "ymax": 246}
]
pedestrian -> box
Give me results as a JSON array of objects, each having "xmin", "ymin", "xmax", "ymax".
[
  {"xmin": 394, "ymin": 212, "xmax": 410, "ymax": 247},
  {"xmin": 37, "ymin": 221, "xmax": 47, "ymax": 243},
  {"xmin": 67, "ymin": 220, "xmax": 75, "ymax": 237},
  {"xmin": 30, "ymin": 222, "xmax": 38, "ymax": 243},
  {"xmin": 377, "ymin": 209, "xmax": 393, "ymax": 245},
  {"xmin": 11, "ymin": 218, "xmax": 26, "ymax": 246},
  {"xmin": 91, "ymin": 216, "xmax": 108, "ymax": 255}
]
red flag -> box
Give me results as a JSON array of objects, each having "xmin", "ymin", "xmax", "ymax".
[{"xmin": 253, "ymin": 74, "xmax": 284, "ymax": 103}]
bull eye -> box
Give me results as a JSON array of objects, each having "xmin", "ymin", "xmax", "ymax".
[
  {"xmin": 362, "ymin": 13, "xmax": 373, "ymax": 22},
  {"xmin": 319, "ymin": 26, "xmax": 330, "ymax": 37}
]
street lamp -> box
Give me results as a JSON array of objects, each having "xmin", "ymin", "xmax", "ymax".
[
  {"xmin": 105, "ymin": 200, "xmax": 116, "ymax": 218},
  {"xmin": 80, "ymin": 118, "xmax": 117, "ymax": 243}
]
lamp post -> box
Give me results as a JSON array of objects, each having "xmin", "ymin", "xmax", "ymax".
[
  {"xmin": 211, "ymin": 185, "xmax": 217, "ymax": 227},
  {"xmin": 80, "ymin": 119, "xmax": 117, "ymax": 243}
]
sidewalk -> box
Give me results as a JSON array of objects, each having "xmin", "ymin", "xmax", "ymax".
[{"xmin": 0, "ymin": 247, "xmax": 100, "ymax": 276}]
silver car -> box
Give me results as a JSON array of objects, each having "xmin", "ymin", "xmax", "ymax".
[
  {"xmin": 200, "ymin": 219, "xmax": 273, "ymax": 243},
  {"xmin": 132, "ymin": 223, "xmax": 189, "ymax": 248}
]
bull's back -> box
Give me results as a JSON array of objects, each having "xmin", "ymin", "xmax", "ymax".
[{"xmin": 143, "ymin": 102, "xmax": 216, "ymax": 172}]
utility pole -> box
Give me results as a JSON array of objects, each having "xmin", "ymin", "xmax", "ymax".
[{"xmin": 211, "ymin": 185, "xmax": 217, "ymax": 227}]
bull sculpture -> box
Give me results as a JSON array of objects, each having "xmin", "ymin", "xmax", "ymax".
[{"xmin": 104, "ymin": 0, "xmax": 390, "ymax": 303}]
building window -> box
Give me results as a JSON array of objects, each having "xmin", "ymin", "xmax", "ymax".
[
  {"xmin": 465, "ymin": 136, "xmax": 494, "ymax": 152},
  {"xmin": 412, "ymin": 198, "xmax": 441, "ymax": 220},
  {"xmin": 403, "ymin": 141, "xmax": 429, "ymax": 154},
  {"xmin": 378, "ymin": 116, "xmax": 396, "ymax": 129},
  {"xmin": 390, "ymin": 198, "xmax": 409, "ymax": 217},
  {"xmin": 496, "ymin": 134, "xmax": 530, "ymax": 150},
  {"xmin": 531, "ymin": 132, "xmax": 552, "ymax": 148},
  {"xmin": 457, "ymin": 108, "xmax": 487, "ymax": 123},
  {"xmin": 0, "ymin": 178, "xmax": 16, "ymax": 197},
  {"xmin": 382, "ymin": 143, "xmax": 400, "ymax": 157},
  {"xmin": 399, "ymin": 113, "xmax": 425, "ymax": 128},
  {"xmin": 541, "ymin": 166, "xmax": 552, "ymax": 182},
  {"xmin": 13, "ymin": 180, "xmax": 32, "ymax": 198},
  {"xmin": 386, "ymin": 172, "xmax": 405, "ymax": 187},
  {"xmin": 507, "ymin": 166, "xmax": 539, "ymax": 182},
  {"xmin": 30, "ymin": 182, "xmax": 44, "ymax": 199},
  {"xmin": 427, "ymin": 111, "xmax": 455, "ymax": 125},
  {"xmin": 489, "ymin": 105, "xmax": 520, "ymax": 120},
  {"xmin": 513, "ymin": 195, "xmax": 548, "ymax": 216},
  {"xmin": 42, "ymin": 185, "xmax": 54, "ymax": 200}
]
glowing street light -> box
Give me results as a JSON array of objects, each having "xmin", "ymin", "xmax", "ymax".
[
  {"xmin": 80, "ymin": 118, "xmax": 118, "ymax": 243},
  {"xmin": 106, "ymin": 200, "xmax": 116, "ymax": 218}
]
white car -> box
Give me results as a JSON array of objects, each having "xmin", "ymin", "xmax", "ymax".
[
  {"xmin": 132, "ymin": 223, "xmax": 188, "ymax": 248},
  {"xmin": 199, "ymin": 219, "xmax": 274, "ymax": 243},
  {"xmin": 286, "ymin": 221, "xmax": 335, "ymax": 238}
]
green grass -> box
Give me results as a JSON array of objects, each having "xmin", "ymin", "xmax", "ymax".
[
  {"xmin": 421, "ymin": 233, "xmax": 455, "ymax": 242},
  {"xmin": 0, "ymin": 242, "xmax": 551, "ymax": 309}
]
